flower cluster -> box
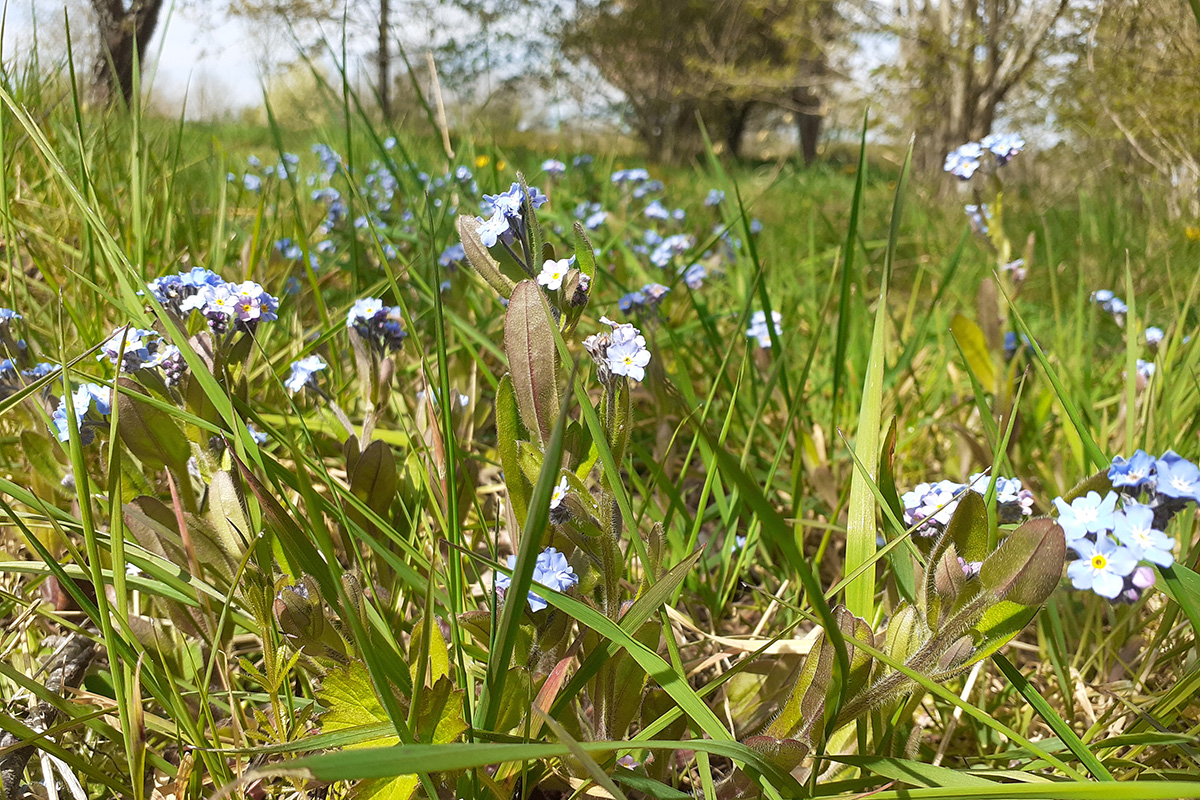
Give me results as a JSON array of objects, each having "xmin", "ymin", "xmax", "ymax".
[
  {"xmin": 477, "ymin": 182, "xmax": 549, "ymax": 248},
  {"xmin": 584, "ymin": 318, "xmax": 652, "ymax": 384},
  {"xmin": 99, "ymin": 326, "xmax": 179, "ymax": 374},
  {"xmin": 1052, "ymin": 451, "xmax": 1197, "ymax": 602},
  {"xmin": 1109, "ymin": 449, "xmax": 1200, "ymax": 527},
  {"xmin": 494, "ymin": 546, "xmax": 579, "ymax": 612},
  {"xmin": 1089, "ymin": 289, "xmax": 1128, "ymax": 319},
  {"xmin": 964, "ymin": 204, "xmax": 990, "ymax": 236},
  {"xmin": 901, "ymin": 474, "xmax": 1034, "ymax": 536},
  {"xmin": 943, "ymin": 133, "xmax": 1024, "ymax": 180},
  {"xmin": 147, "ymin": 268, "xmax": 279, "ymax": 335},
  {"xmin": 346, "ymin": 298, "xmax": 407, "ymax": 354},
  {"xmin": 181, "ymin": 280, "xmax": 280, "ymax": 334},
  {"xmin": 51, "ymin": 383, "xmax": 112, "ymax": 446},
  {"xmin": 618, "ymin": 283, "xmax": 669, "ymax": 315},
  {"xmin": 649, "ymin": 233, "xmax": 692, "ymax": 268},
  {"xmin": 611, "ymin": 168, "xmax": 650, "ymax": 186},
  {"xmin": 540, "ymin": 159, "xmax": 566, "ymax": 175},
  {"xmin": 0, "ymin": 359, "xmax": 58, "ymax": 399},
  {"xmin": 746, "ymin": 310, "xmax": 783, "ymax": 349}
]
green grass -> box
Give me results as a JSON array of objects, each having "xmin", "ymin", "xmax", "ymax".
[{"xmin": 0, "ymin": 56, "xmax": 1197, "ymax": 800}]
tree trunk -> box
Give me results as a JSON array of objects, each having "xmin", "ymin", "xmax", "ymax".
[
  {"xmin": 723, "ymin": 101, "xmax": 753, "ymax": 159},
  {"xmin": 378, "ymin": 0, "xmax": 392, "ymax": 120},
  {"xmin": 90, "ymin": 0, "xmax": 164, "ymax": 106},
  {"xmin": 793, "ymin": 85, "xmax": 822, "ymax": 165}
]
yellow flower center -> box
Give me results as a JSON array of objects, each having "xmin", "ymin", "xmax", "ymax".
[{"xmin": 1091, "ymin": 554, "xmax": 1108, "ymax": 570}]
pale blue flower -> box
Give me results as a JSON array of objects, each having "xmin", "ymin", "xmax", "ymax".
[
  {"xmin": 606, "ymin": 322, "xmax": 652, "ymax": 382},
  {"xmin": 1068, "ymin": 536, "xmax": 1138, "ymax": 599},
  {"xmin": 495, "ymin": 546, "xmax": 579, "ymax": 612},
  {"xmin": 981, "ymin": 132, "xmax": 1024, "ymax": 165},
  {"xmin": 944, "ymin": 142, "xmax": 983, "ymax": 180},
  {"xmin": 285, "ymin": 355, "xmax": 326, "ymax": 395},
  {"xmin": 1145, "ymin": 326, "xmax": 1164, "ymax": 346},
  {"xmin": 51, "ymin": 383, "xmax": 111, "ymax": 445},
  {"xmin": 1052, "ymin": 490, "xmax": 1118, "ymax": 541},
  {"xmin": 439, "ymin": 243, "xmax": 465, "ymax": 267},
  {"xmin": 1154, "ymin": 454, "xmax": 1200, "ymax": 502},
  {"xmin": 746, "ymin": 309, "xmax": 782, "ymax": 349},
  {"xmin": 644, "ymin": 200, "xmax": 670, "ymax": 220},
  {"xmin": 537, "ymin": 258, "xmax": 571, "ymax": 291},
  {"xmin": 540, "ymin": 159, "xmax": 566, "ymax": 175},
  {"xmin": 1109, "ymin": 450, "xmax": 1156, "ymax": 491},
  {"xmin": 705, "ymin": 189, "xmax": 725, "ymax": 206},
  {"xmin": 681, "ymin": 263, "xmax": 706, "ymax": 289},
  {"xmin": 1113, "ymin": 504, "xmax": 1174, "ymax": 567}
]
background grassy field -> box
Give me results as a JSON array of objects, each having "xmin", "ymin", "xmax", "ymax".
[{"xmin": 0, "ymin": 66, "xmax": 1198, "ymax": 800}]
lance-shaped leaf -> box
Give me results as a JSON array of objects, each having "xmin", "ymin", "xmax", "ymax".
[
  {"xmin": 959, "ymin": 518, "xmax": 1066, "ymax": 670},
  {"xmin": 765, "ymin": 606, "xmax": 873, "ymax": 748},
  {"xmin": 116, "ymin": 379, "xmax": 190, "ymax": 473},
  {"xmin": 504, "ymin": 280, "xmax": 560, "ymax": 446},
  {"xmin": 495, "ymin": 375, "xmax": 530, "ymax": 524},
  {"xmin": 880, "ymin": 602, "xmax": 926, "ymax": 678},
  {"xmin": 950, "ymin": 313, "xmax": 997, "ymax": 391},
  {"xmin": 457, "ymin": 215, "xmax": 516, "ymax": 299},
  {"xmin": 925, "ymin": 490, "xmax": 988, "ymax": 622},
  {"xmin": 979, "ymin": 517, "xmax": 1066, "ymax": 606},
  {"xmin": 208, "ymin": 469, "xmax": 253, "ymax": 567},
  {"xmin": 573, "ymin": 222, "xmax": 598, "ymax": 284},
  {"xmin": 350, "ymin": 439, "xmax": 398, "ymax": 521}
]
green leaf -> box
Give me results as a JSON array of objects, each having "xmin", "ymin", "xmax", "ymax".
[
  {"xmin": 504, "ymin": 280, "xmax": 560, "ymax": 446},
  {"xmin": 316, "ymin": 661, "xmax": 432, "ymax": 800},
  {"xmin": 828, "ymin": 755, "xmax": 995, "ymax": 788},
  {"xmin": 495, "ymin": 375, "xmax": 530, "ymax": 524},
  {"xmin": 992, "ymin": 654, "xmax": 1113, "ymax": 781},
  {"xmin": 845, "ymin": 135, "xmax": 910, "ymax": 623},
  {"xmin": 573, "ymin": 222, "xmax": 598, "ymax": 284},
  {"xmin": 950, "ymin": 313, "xmax": 997, "ymax": 391}
]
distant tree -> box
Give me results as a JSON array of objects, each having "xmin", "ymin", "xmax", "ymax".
[
  {"xmin": 230, "ymin": 0, "xmax": 398, "ymax": 117},
  {"xmin": 1055, "ymin": 0, "xmax": 1200, "ymax": 217},
  {"xmin": 89, "ymin": 0, "xmax": 165, "ymax": 104},
  {"xmin": 559, "ymin": 0, "xmax": 837, "ymax": 163},
  {"xmin": 881, "ymin": 0, "xmax": 1069, "ymax": 167}
]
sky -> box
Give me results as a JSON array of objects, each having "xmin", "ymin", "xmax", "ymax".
[{"xmin": 1, "ymin": 1, "xmax": 299, "ymax": 116}]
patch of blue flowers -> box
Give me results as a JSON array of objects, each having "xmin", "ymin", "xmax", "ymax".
[{"xmin": 1052, "ymin": 450, "xmax": 1195, "ymax": 601}]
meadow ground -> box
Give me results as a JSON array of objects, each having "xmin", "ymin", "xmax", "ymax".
[{"xmin": 0, "ymin": 71, "xmax": 1198, "ymax": 800}]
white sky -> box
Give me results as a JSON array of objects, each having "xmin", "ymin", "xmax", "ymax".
[{"xmin": 1, "ymin": 0, "xmax": 314, "ymax": 116}]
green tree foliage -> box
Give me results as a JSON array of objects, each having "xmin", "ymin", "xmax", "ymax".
[
  {"xmin": 1056, "ymin": 0, "xmax": 1200, "ymax": 218},
  {"xmin": 559, "ymin": 0, "xmax": 836, "ymax": 162}
]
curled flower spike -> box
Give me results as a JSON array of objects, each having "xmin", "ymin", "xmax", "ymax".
[{"xmin": 346, "ymin": 297, "xmax": 408, "ymax": 354}]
